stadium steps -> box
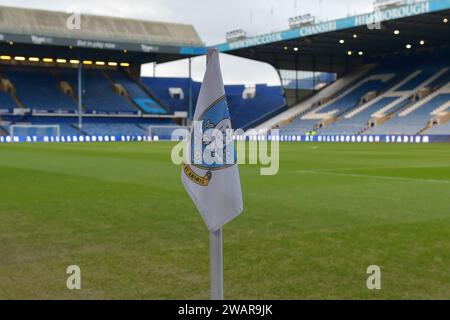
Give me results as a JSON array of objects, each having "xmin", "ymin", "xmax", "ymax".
[
  {"xmin": 0, "ymin": 115, "xmax": 8, "ymax": 136},
  {"xmin": 331, "ymin": 100, "xmax": 363, "ymax": 120},
  {"xmin": 419, "ymin": 112, "xmax": 450, "ymax": 135},
  {"xmin": 9, "ymin": 90, "xmax": 26, "ymax": 109},
  {"xmin": 314, "ymin": 102, "xmax": 360, "ymax": 131},
  {"xmin": 316, "ymin": 76, "xmax": 398, "ymax": 132},
  {"xmin": 357, "ymin": 124, "xmax": 371, "ymax": 135},
  {"xmin": 50, "ymin": 70, "xmax": 87, "ymax": 111},
  {"xmin": 69, "ymin": 123, "xmax": 88, "ymax": 136},
  {"xmin": 0, "ymin": 72, "xmax": 27, "ymax": 109},
  {"xmin": 101, "ymin": 71, "xmax": 144, "ymax": 114},
  {"xmin": 136, "ymin": 123, "xmax": 147, "ymax": 131},
  {"xmin": 361, "ymin": 75, "xmax": 450, "ymax": 134},
  {"xmin": 124, "ymin": 71, "xmax": 173, "ymax": 114},
  {"xmin": 358, "ymin": 96, "xmax": 414, "ymax": 134},
  {"xmin": 317, "ymin": 98, "xmax": 377, "ymax": 132},
  {"xmin": 417, "ymin": 123, "xmax": 432, "ymax": 135},
  {"xmin": 431, "ymin": 69, "xmax": 450, "ymax": 90},
  {"xmin": 254, "ymin": 64, "xmax": 377, "ymax": 131},
  {"xmin": 384, "ymin": 96, "xmax": 414, "ymax": 118},
  {"xmin": 135, "ymin": 123, "xmax": 154, "ymax": 134},
  {"xmin": 280, "ymin": 66, "xmax": 385, "ymax": 133},
  {"xmin": 416, "ymin": 92, "xmax": 450, "ymax": 135},
  {"xmin": 0, "ymin": 126, "xmax": 8, "ymax": 136},
  {"xmin": 277, "ymin": 102, "xmax": 321, "ymax": 127}
]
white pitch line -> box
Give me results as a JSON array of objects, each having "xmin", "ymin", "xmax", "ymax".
[
  {"xmin": 295, "ymin": 163, "xmax": 450, "ymax": 173},
  {"xmin": 296, "ymin": 170, "xmax": 450, "ymax": 184}
]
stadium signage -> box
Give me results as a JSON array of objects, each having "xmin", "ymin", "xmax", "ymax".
[
  {"xmin": 228, "ymin": 33, "xmax": 283, "ymax": 50},
  {"xmin": 217, "ymin": 0, "xmax": 448, "ymax": 52},
  {"xmin": 354, "ymin": 2, "xmax": 429, "ymax": 26},
  {"xmin": 141, "ymin": 44, "xmax": 160, "ymax": 52},
  {"xmin": 0, "ymin": 135, "xmax": 158, "ymax": 143},
  {"xmin": 1, "ymin": 134, "xmax": 448, "ymax": 144},
  {"xmin": 312, "ymin": 135, "xmax": 431, "ymax": 143},
  {"xmin": 77, "ymin": 40, "xmax": 116, "ymax": 50},
  {"xmin": 225, "ymin": 21, "xmax": 337, "ymax": 51},
  {"xmin": 31, "ymin": 35, "xmax": 53, "ymax": 45},
  {"xmin": 214, "ymin": 20, "xmax": 337, "ymax": 51},
  {"xmin": 0, "ymin": 31, "xmax": 202, "ymax": 56},
  {"xmin": 298, "ymin": 21, "xmax": 337, "ymax": 37}
]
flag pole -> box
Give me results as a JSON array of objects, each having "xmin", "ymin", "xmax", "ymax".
[{"xmin": 210, "ymin": 228, "xmax": 224, "ymax": 300}]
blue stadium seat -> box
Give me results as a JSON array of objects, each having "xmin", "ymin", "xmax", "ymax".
[
  {"xmin": 56, "ymin": 69, "xmax": 136, "ymax": 114},
  {"xmin": 2, "ymin": 66, "xmax": 77, "ymax": 111},
  {"xmin": 318, "ymin": 97, "xmax": 409, "ymax": 135},
  {"xmin": 79, "ymin": 118, "xmax": 172, "ymax": 136},
  {"xmin": 366, "ymin": 93, "xmax": 450, "ymax": 135},
  {"xmin": 426, "ymin": 121, "xmax": 450, "ymax": 134},
  {"xmin": 133, "ymin": 98, "xmax": 166, "ymax": 114},
  {"xmin": 142, "ymin": 77, "xmax": 198, "ymax": 112},
  {"xmin": 227, "ymin": 85, "xmax": 286, "ymax": 129},
  {"xmin": 281, "ymin": 59, "xmax": 450, "ymax": 136},
  {"xmin": 0, "ymin": 91, "xmax": 17, "ymax": 110},
  {"xmin": 108, "ymin": 71, "xmax": 168, "ymax": 114},
  {"xmin": 142, "ymin": 77, "xmax": 286, "ymax": 129}
]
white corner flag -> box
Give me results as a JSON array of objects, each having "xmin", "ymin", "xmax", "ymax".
[
  {"xmin": 182, "ymin": 48, "xmax": 243, "ymax": 300},
  {"xmin": 182, "ymin": 48, "xmax": 243, "ymax": 232}
]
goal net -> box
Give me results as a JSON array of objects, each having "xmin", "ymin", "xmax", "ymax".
[
  {"xmin": 148, "ymin": 125, "xmax": 189, "ymax": 141},
  {"xmin": 10, "ymin": 124, "xmax": 60, "ymax": 138}
]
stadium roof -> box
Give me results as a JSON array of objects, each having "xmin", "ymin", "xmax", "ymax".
[
  {"xmin": 214, "ymin": 0, "xmax": 450, "ymax": 74},
  {"xmin": 0, "ymin": 6, "xmax": 206, "ymax": 64},
  {"xmin": 1, "ymin": 1, "xmax": 448, "ymax": 68}
]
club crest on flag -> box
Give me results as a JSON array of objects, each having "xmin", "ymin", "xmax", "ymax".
[{"xmin": 184, "ymin": 95, "xmax": 237, "ymax": 186}]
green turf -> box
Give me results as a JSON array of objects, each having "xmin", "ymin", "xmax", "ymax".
[{"xmin": 0, "ymin": 142, "xmax": 449, "ymax": 299}]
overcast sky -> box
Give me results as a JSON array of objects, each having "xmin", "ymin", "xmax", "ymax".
[{"xmin": 0, "ymin": 0, "xmax": 375, "ymax": 84}]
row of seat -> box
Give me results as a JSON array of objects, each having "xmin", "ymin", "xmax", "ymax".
[
  {"xmin": 0, "ymin": 66, "xmax": 167, "ymax": 115},
  {"xmin": 0, "ymin": 116, "xmax": 174, "ymax": 137},
  {"xmin": 142, "ymin": 77, "xmax": 287, "ymax": 129},
  {"xmin": 280, "ymin": 60, "xmax": 450, "ymax": 136}
]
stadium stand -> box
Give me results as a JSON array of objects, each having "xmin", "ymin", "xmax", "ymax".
[
  {"xmin": 365, "ymin": 75, "xmax": 450, "ymax": 135},
  {"xmin": 0, "ymin": 90, "xmax": 17, "ymax": 111},
  {"xmin": 108, "ymin": 71, "xmax": 167, "ymax": 114},
  {"xmin": 82, "ymin": 70, "xmax": 138, "ymax": 114},
  {"xmin": 426, "ymin": 119, "xmax": 450, "ymax": 134},
  {"xmin": 284, "ymin": 73, "xmax": 336, "ymax": 90},
  {"xmin": 0, "ymin": 5, "xmax": 205, "ymax": 140},
  {"xmin": 1, "ymin": 115, "xmax": 174, "ymax": 137},
  {"xmin": 227, "ymin": 84, "xmax": 286, "ymax": 129},
  {"xmin": 142, "ymin": 77, "xmax": 201, "ymax": 112},
  {"xmin": 142, "ymin": 77, "xmax": 286, "ymax": 129},
  {"xmin": 278, "ymin": 55, "xmax": 450, "ymax": 136},
  {"xmin": 78, "ymin": 118, "xmax": 173, "ymax": 136},
  {"xmin": 1, "ymin": 2, "xmax": 449, "ymax": 140},
  {"xmin": 0, "ymin": 65, "xmax": 170, "ymax": 115},
  {"xmin": 2, "ymin": 116, "xmax": 79, "ymax": 136},
  {"xmin": 0, "ymin": 65, "xmax": 199, "ymax": 138},
  {"xmin": 1, "ymin": 66, "xmax": 77, "ymax": 111}
]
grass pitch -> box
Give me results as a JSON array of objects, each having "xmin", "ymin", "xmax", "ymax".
[{"xmin": 0, "ymin": 142, "xmax": 449, "ymax": 299}]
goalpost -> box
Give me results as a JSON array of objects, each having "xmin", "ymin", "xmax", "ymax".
[
  {"xmin": 10, "ymin": 124, "xmax": 60, "ymax": 138},
  {"xmin": 148, "ymin": 125, "xmax": 189, "ymax": 141}
]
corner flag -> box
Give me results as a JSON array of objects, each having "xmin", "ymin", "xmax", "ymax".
[{"xmin": 182, "ymin": 48, "xmax": 243, "ymax": 232}]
